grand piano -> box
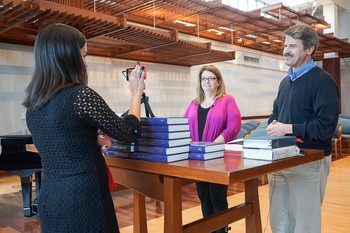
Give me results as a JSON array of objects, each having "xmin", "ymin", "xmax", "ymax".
[{"xmin": 0, "ymin": 133, "xmax": 42, "ymax": 217}]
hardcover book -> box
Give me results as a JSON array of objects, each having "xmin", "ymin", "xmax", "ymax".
[
  {"xmin": 131, "ymin": 152, "xmax": 189, "ymax": 163},
  {"xmin": 189, "ymin": 150, "xmax": 224, "ymax": 160},
  {"xmin": 140, "ymin": 117, "xmax": 188, "ymax": 125},
  {"xmin": 242, "ymin": 145, "xmax": 300, "ymax": 161},
  {"xmin": 141, "ymin": 124, "xmax": 189, "ymax": 132},
  {"xmin": 108, "ymin": 144, "xmax": 135, "ymax": 153},
  {"xmin": 103, "ymin": 150, "xmax": 132, "ymax": 158},
  {"xmin": 140, "ymin": 131, "xmax": 190, "ymax": 140},
  {"xmin": 224, "ymin": 144, "xmax": 243, "ymax": 151},
  {"xmin": 243, "ymin": 135, "xmax": 296, "ymax": 149},
  {"xmin": 136, "ymin": 145, "xmax": 189, "ymax": 155},
  {"xmin": 189, "ymin": 142, "xmax": 225, "ymax": 153},
  {"xmin": 136, "ymin": 138, "xmax": 191, "ymax": 148}
]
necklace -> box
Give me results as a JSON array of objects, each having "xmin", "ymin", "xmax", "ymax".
[{"xmin": 201, "ymin": 98, "xmax": 215, "ymax": 108}]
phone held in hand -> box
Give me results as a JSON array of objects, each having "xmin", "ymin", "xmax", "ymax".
[{"xmin": 123, "ymin": 61, "xmax": 145, "ymax": 81}]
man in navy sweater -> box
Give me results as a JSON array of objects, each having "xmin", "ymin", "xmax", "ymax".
[{"xmin": 266, "ymin": 23, "xmax": 339, "ymax": 233}]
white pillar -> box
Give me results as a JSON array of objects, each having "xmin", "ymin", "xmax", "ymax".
[{"xmin": 323, "ymin": 2, "xmax": 339, "ymax": 36}]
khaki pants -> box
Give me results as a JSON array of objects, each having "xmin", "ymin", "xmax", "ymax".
[{"xmin": 268, "ymin": 155, "xmax": 331, "ymax": 233}]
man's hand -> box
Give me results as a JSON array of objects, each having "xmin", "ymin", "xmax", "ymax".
[
  {"xmin": 97, "ymin": 129, "xmax": 112, "ymax": 153},
  {"xmin": 266, "ymin": 120, "xmax": 293, "ymax": 136}
]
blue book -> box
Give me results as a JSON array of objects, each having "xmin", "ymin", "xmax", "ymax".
[
  {"xmin": 140, "ymin": 131, "xmax": 190, "ymax": 140},
  {"xmin": 104, "ymin": 150, "xmax": 132, "ymax": 158},
  {"xmin": 140, "ymin": 117, "xmax": 188, "ymax": 125},
  {"xmin": 189, "ymin": 142, "xmax": 225, "ymax": 153},
  {"xmin": 131, "ymin": 152, "xmax": 189, "ymax": 163},
  {"xmin": 243, "ymin": 135, "xmax": 296, "ymax": 149},
  {"xmin": 141, "ymin": 124, "xmax": 189, "ymax": 132},
  {"xmin": 109, "ymin": 139, "xmax": 135, "ymax": 152},
  {"xmin": 136, "ymin": 145, "xmax": 189, "ymax": 155},
  {"xmin": 108, "ymin": 144, "xmax": 135, "ymax": 153},
  {"xmin": 136, "ymin": 138, "xmax": 191, "ymax": 148},
  {"xmin": 189, "ymin": 150, "xmax": 224, "ymax": 160}
]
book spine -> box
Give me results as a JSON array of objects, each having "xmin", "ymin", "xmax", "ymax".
[
  {"xmin": 141, "ymin": 124, "xmax": 189, "ymax": 132},
  {"xmin": 188, "ymin": 153, "xmax": 205, "ymax": 160},
  {"xmin": 136, "ymin": 138, "xmax": 190, "ymax": 148},
  {"xmin": 140, "ymin": 132, "xmax": 169, "ymax": 139},
  {"xmin": 271, "ymin": 138, "xmax": 296, "ymax": 149},
  {"xmin": 141, "ymin": 125, "xmax": 169, "ymax": 132},
  {"xmin": 109, "ymin": 145, "xmax": 135, "ymax": 152},
  {"xmin": 140, "ymin": 117, "xmax": 188, "ymax": 125},
  {"xmin": 104, "ymin": 151, "xmax": 131, "ymax": 157},
  {"xmin": 140, "ymin": 118, "xmax": 168, "ymax": 125},
  {"xmin": 132, "ymin": 152, "xmax": 167, "ymax": 162},
  {"xmin": 136, "ymin": 138, "xmax": 169, "ymax": 147},
  {"xmin": 244, "ymin": 137, "xmax": 296, "ymax": 149},
  {"xmin": 136, "ymin": 139, "xmax": 169, "ymax": 147},
  {"xmin": 136, "ymin": 146, "xmax": 167, "ymax": 155},
  {"xmin": 273, "ymin": 146, "xmax": 300, "ymax": 160},
  {"xmin": 189, "ymin": 146, "xmax": 206, "ymax": 153}
]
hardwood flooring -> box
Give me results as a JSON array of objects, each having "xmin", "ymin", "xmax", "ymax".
[{"xmin": 0, "ymin": 153, "xmax": 349, "ymax": 233}]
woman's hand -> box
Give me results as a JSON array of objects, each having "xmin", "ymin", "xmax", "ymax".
[
  {"xmin": 127, "ymin": 63, "xmax": 146, "ymax": 120},
  {"xmin": 129, "ymin": 63, "xmax": 146, "ymax": 98},
  {"xmin": 97, "ymin": 129, "xmax": 112, "ymax": 153}
]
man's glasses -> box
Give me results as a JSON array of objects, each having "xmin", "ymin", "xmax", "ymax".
[{"xmin": 201, "ymin": 77, "xmax": 217, "ymax": 82}]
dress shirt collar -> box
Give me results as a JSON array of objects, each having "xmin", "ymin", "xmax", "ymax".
[{"xmin": 287, "ymin": 60, "xmax": 316, "ymax": 82}]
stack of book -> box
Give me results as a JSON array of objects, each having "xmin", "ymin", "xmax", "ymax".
[
  {"xmin": 242, "ymin": 135, "xmax": 300, "ymax": 161},
  {"xmin": 132, "ymin": 117, "xmax": 191, "ymax": 163},
  {"xmin": 103, "ymin": 139, "xmax": 134, "ymax": 158},
  {"xmin": 189, "ymin": 142, "xmax": 225, "ymax": 160}
]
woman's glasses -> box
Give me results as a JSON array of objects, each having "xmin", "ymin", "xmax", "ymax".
[{"xmin": 201, "ymin": 77, "xmax": 217, "ymax": 82}]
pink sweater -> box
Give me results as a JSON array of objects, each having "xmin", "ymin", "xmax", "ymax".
[{"xmin": 184, "ymin": 95, "xmax": 241, "ymax": 143}]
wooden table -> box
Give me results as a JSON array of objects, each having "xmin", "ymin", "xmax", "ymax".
[{"xmin": 105, "ymin": 149, "xmax": 324, "ymax": 233}]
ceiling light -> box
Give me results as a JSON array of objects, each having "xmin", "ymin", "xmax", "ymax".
[
  {"xmin": 219, "ymin": 26, "xmax": 235, "ymax": 32},
  {"xmin": 245, "ymin": 34, "xmax": 257, "ymax": 38},
  {"xmin": 273, "ymin": 39, "xmax": 282, "ymax": 43},
  {"xmin": 173, "ymin": 20, "xmax": 196, "ymax": 27},
  {"xmin": 262, "ymin": 41, "xmax": 271, "ymax": 44},
  {"xmin": 312, "ymin": 23, "xmax": 329, "ymax": 30},
  {"xmin": 208, "ymin": 29, "xmax": 224, "ymax": 35}
]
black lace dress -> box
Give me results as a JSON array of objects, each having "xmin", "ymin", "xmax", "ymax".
[{"xmin": 26, "ymin": 85, "xmax": 140, "ymax": 233}]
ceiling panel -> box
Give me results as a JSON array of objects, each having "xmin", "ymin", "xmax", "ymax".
[{"xmin": 0, "ymin": 0, "xmax": 349, "ymax": 67}]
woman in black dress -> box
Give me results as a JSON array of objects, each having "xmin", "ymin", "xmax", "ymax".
[{"xmin": 23, "ymin": 23, "xmax": 146, "ymax": 233}]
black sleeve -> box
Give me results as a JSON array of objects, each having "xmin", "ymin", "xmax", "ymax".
[{"xmin": 73, "ymin": 86, "xmax": 140, "ymax": 143}]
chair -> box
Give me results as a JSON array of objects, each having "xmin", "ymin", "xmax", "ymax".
[
  {"xmin": 338, "ymin": 116, "xmax": 350, "ymax": 154},
  {"xmin": 332, "ymin": 124, "xmax": 342, "ymax": 159}
]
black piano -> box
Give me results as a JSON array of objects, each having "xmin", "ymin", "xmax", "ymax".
[{"xmin": 0, "ymin": 133, "xmax": 42, "ymax": 217}]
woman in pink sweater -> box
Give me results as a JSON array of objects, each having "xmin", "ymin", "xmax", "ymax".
[{"xmin": 184, "ymin": 65, "xmax": 241, "ymax": 233}]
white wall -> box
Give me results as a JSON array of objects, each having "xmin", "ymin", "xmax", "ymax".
[{"xmin": 1, "ymin": 41, "xmax": 349, "ymax": 135}]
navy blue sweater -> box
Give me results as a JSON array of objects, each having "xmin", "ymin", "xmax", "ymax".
[{"xmin": 269, "ymin": 66, "xmax": 339, "ymax": 156}]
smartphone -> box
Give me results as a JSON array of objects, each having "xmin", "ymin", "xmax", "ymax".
[{"xmin": 124, "ymin": 62, "xmax": 145, "ymax": 81}]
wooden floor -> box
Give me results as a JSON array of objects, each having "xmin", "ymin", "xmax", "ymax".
[{"xmin": 0, "ymin": 152, "xmax": 349, "ymax": 233}]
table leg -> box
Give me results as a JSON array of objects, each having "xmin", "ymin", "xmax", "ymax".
[
  {"xmin": 133, "ymin": 191, "xmax": 148, "ymax": 233},
  {"xmin": 245, "ymin": 178, "xmax": 262, "ymax": 233},
  {"xmin": 163, "ymin": 176, "xmax": 183, "ymax": 233}
]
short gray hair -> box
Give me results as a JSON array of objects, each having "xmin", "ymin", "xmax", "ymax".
[{"xmin": 284, "ymin": 23, "xmax": 319, "ymax": 55}]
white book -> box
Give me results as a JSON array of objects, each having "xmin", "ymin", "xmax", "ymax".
[
  {"xmin": 225, "ymin": 144, "xmax": 243, "ymax": 151},
  {"xmin": 243, "ymin": 145, "xmax": 300, "ymax": 161}
]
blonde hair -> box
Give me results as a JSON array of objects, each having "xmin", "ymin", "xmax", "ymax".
[{"xmin": 194, "ymin": 65, "xmax": 226, "ymax": 104}]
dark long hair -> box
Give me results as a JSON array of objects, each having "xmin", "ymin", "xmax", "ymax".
[{"xmin": 23, "ymin": 23, "xmax": 87, "ymax": 110}]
